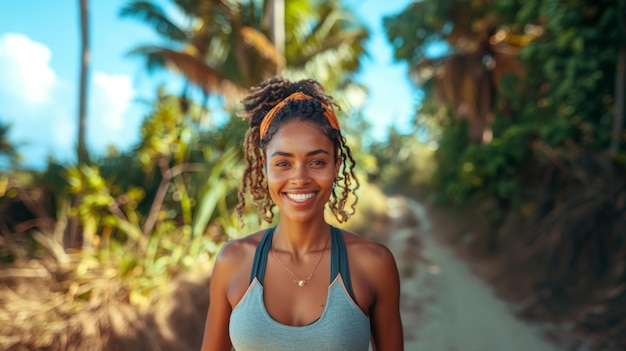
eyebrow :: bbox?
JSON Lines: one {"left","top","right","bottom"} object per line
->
{"left": 270, "top": 149, "right": 331, "bottom": 158}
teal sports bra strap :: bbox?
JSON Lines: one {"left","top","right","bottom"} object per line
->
{"left": 330, "top": 226, "right": 357, "bottom": 303}
{"left": 249, "top": 227, "right": 275, "bottom": 285}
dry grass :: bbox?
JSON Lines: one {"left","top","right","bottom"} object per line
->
{"left": 0, "top": 241, "right": 214, "bottom": 351}
{"left": 1, "top": 256, "right": 131, "bottom": 350}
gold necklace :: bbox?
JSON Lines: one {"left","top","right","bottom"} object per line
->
{"left": 271, "top": 234, "right": 330, "bottom": 287}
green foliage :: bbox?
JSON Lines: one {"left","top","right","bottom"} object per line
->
{"left": 383, "top": 0, "right": 522, "bottom": 66}
{"left": 386, "top": 1, "right": 626, "bottom": 345}
{"left": 431, "top": 117, "right": 469, "bottom": 203}
{"left": 383, "top": 0, "right": 447, "bottom": 64}
{"left": 282, "top": 0, "right": 369, "bottom": 93}
{"left": 0, "top": 119, "right": 20, "bottom": 170}
{"left": 442, "top": 124, "right": 533, "bottom": 204}
{"left": 386, "top": 0, "right": 626, "bottom": 208}
{"left": 510, "top": 0, "right": 624, "bottom": 151}
{"left": 367, "top": 125, "right": 436, "bottom": 197}
{"left": 121, "top": 0, "right": 369, "bottom": 108}
{"left": 1, "top": 88, "right": 251, "bottom": 308}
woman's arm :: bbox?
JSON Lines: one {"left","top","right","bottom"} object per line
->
{"left": 369, "top": 244, "right": 404, "bottom": 351}
{"left": 200, "top": 244, "right": 236, "bottom": 351}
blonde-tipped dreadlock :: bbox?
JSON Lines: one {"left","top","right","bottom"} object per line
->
{"left": 235, "top": 76, "right": 360, "bottom": 225}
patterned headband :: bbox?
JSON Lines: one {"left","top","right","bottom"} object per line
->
{"left": 259, "top": 91, "right": 340, "bottom": 140}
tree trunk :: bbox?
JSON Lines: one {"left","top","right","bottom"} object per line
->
{"left": 268, "top": 0, "right": 285, "bottom": 74}
{"left": 611, "top": 45, "right": 625, "bottom": 155}
{"left": 610, "top": 7, "right": 626, "bottom": 155}
{"left": 68, "top": 0, "right": 90, "bottom": 250}
{"left": 78, "top": 0, "right": 90, "bottom": 164}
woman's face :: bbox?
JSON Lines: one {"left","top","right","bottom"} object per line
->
{"left": 265, "top": 120, "right": 341, "bottom": 224}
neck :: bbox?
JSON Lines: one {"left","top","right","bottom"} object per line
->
{"left": 273, "top": 220, "right": 331, "bottom": 258}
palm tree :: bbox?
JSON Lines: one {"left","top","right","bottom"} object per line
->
{"left": 120, "top": 0, "right": 285, "bottom": 108}
{"left": 65, "top": 0, "right": 91, "bottom": 250}
{"left": 385, "top": 1, "right": 532, "bottom": 144}
{"left": 281, "top": 0, "right": 368, "bottom": 101}
{"left": 78, "top": 0, "right": 90, "bottom": 163}
{"left": 120, "top": 0, "right": 367, "bottom": 108}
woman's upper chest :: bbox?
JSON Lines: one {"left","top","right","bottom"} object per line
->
{"left": 228, "top": 250, "right": 376, "bottom": 320}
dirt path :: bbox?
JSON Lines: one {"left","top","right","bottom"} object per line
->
{"left": 386, "top": 197, "right": 564, "bottom": 351}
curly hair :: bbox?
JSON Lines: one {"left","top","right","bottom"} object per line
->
{"left": 235, "top": 76, "right": 360, "bottom": 225}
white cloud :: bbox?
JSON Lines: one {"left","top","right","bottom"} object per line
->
{"left": 0, "top": 33, "right": 66, "bottom": 169}
{"left": 0, "top": 33, "right": 56, "bottom": 105}
{"left": 88, "top": 72, "right": 136, "bottom": 151}
{"left": 0, "top": 33, "right": 139, "bottom": 169}
{"left": 91, "top": 72, "right": 134, "bottom": 130}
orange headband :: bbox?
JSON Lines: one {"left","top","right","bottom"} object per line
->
{"left": 259, "top": 91, "right": 340, "bottom": 139}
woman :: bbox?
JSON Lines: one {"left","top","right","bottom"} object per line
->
{"left": 201, "top": 76, "right": 403, "bottom": 350}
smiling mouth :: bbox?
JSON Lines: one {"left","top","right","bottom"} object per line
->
{"left": 285, "top": 192, "right": 316, "bottom": 202}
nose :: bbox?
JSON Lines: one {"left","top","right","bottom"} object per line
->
{"left": 289, "top": 165, "right": 310, "bottom": 187}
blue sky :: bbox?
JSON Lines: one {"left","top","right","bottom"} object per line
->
{"left": 0, "top": 0, "right": 416, "bottom": 170}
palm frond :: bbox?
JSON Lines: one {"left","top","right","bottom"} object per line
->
{"left": 293, "top": 29, "right": 367, "bottom": 68}
{"left": 120, "top": 0, "right": 188, "bottom": 42}
{"left": 125, "top": 45, "right": 169, "bottom": 73}
{"left": 157, "top": 49, "right": 222, "bottom": 91}
{"left": 158, "top": 48, "right": 246, "bottom": 103}
{"left": 239, "top": 26, "right": 286, "bottom": 68}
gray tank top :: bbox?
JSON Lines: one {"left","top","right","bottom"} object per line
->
{"left": 229, "top": 226, "right": 371, "bottom": 351}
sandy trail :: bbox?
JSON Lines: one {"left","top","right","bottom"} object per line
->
{"left": 385, "top": 197, "right": 564, "bottom": 351}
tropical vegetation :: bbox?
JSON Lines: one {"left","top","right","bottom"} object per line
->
{"left": 2, "top": 0, "right": 626, "bottom": 349}
{"left": 0, "top": 0, "right": 385, "bottom": 350}
{"left": 384, "top": 0, "right": 626, "bottom": 348}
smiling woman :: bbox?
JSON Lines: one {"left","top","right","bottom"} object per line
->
{"left": 200, "top": 76, "right": 404, "bottom": 351}
{"left": 237, "top": 81, "right": 357, "bottom": 226}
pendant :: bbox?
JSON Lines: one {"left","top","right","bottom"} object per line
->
{"left": 295, "top": 279, "right": 307, "bottom": 287}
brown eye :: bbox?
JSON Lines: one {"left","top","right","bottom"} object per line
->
{"left": 311, "top": 160, "right": 326, "bottom": 166}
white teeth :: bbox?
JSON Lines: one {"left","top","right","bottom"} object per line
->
{"left": 286, "top": 193, "right": 315, "bottom": 202}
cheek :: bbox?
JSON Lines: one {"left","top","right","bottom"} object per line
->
{"left": 320, "top": 173, "right": 336, "bottom": 184}
{"left": 266, "top": 173, "right": 287, "bottom": 193}
{"left": 266, "top": 170, "right": 286, "bottom": 183}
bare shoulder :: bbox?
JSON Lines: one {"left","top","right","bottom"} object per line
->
{"left": 340, "top": 229, "right": 398, "bottom": 270}
{"left": 340, "top": 229, "right": 401, "bottom": 308}
{"left": 214, "top": 230, "right": 266, "bottom": 272}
